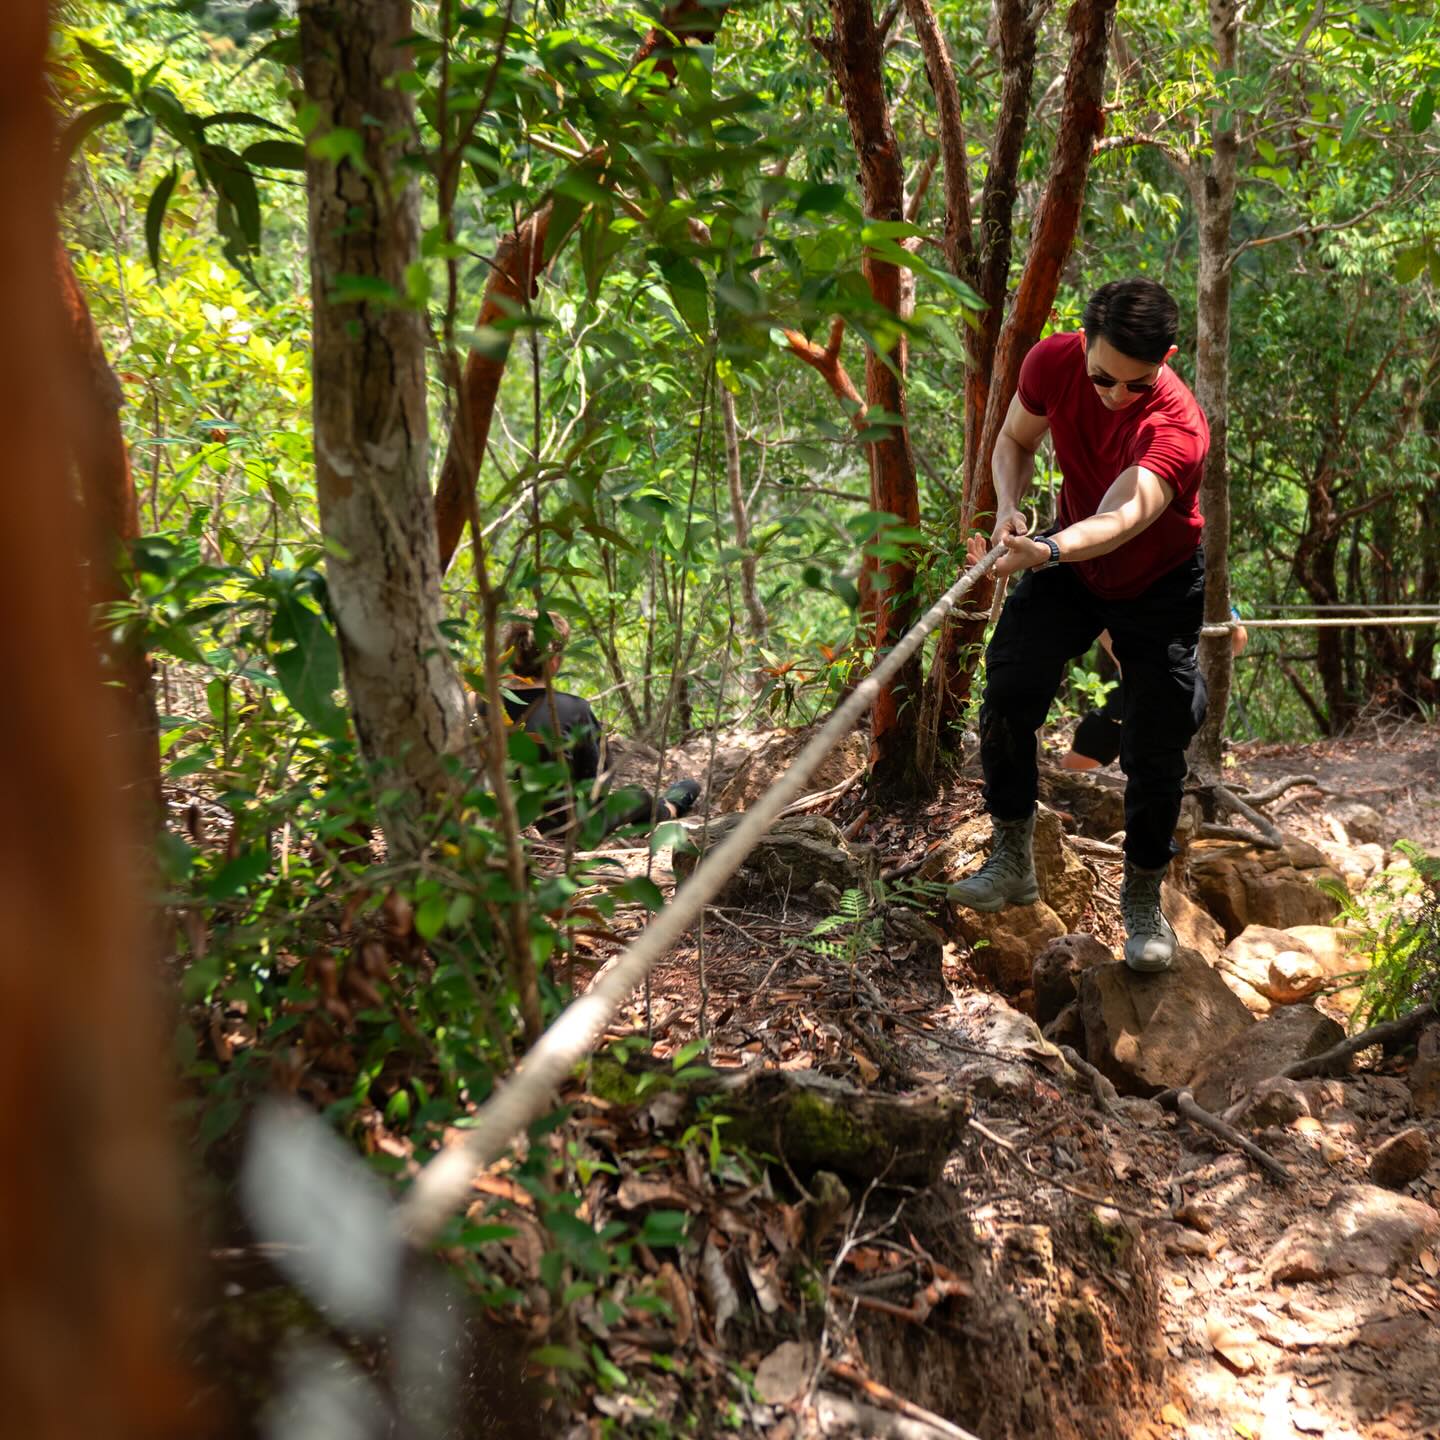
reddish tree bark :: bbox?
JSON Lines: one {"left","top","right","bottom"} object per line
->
{"left": 432, "top": 2, "right": 728, "bottom": 573}
{"left": 0, "top": 4, "right": 185, "bottom": 1434}
{"left": 822, "top": 0, "right": 926, "bottom": 796}
{"left": 928, "top": 0, "right": 1117, "bottom": 732}
{"left": 57, "top": 247, "right": 163, "bottom": 828}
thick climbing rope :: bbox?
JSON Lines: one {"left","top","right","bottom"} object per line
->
{"left": 1201, "top": 615, "right": 1440, "bottom": 635}
{"left": 398, "top": 542, "right": 1005, "bottom": 1245}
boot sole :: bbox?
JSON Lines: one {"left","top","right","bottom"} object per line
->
{"left": 1124, "top": 951, "right": 1175, "bottom": 974}
{"left": 949, "top": 887, "right": 1040, "bottom": 913}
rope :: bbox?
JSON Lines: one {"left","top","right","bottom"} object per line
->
{"left": 1202, "top": 615, "right": 1440, "bottom": 635}
{"left": 397, "top": 542, "right": 1006, "bottom": 1246}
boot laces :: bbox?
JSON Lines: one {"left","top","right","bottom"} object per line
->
{"left": 1123, "top": 866, "right": 1166, "bottom": 933}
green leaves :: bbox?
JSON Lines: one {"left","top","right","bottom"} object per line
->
{"left": 1410, "top": 88, "right": 1435, "bottom": 135}
{"left": 145, "top": 166, "right": 179, "bottom": 272}
{"left": 658, "top": 253, "right": 710, "bottom": 338}
{"left": 77, "top": 38, "right": 135, "bottom": 95}
{"left": 269, "top": 585, "right": 347, "bottom": 739}
{"left": 243, "top": 139, "right": 307, "bottom": 170}
{"left": 60, "top": 101, "right": 130, "bottom": 173}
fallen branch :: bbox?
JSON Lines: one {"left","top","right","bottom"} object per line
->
{"left": 1059, "top": 1044, "right": 1120, "bottom": 1118}
{"left": 1279, "top": 1005, "right": 1438, "bottom": 1081}
{"left": 824, "top": 1362, "right": 984, "bottom": 1440}
{"left": 1234, "top": 774, "right": 1319, "bottom": 807}
{"left": 1211, "top": 783, "right": 1285, "bottom": 849}
{"left": 779, "top": 766, "right": 867, "bottom": 817}
{"left": 397, "top": 545, "right": 1005, "bottom": 1246}
{"left": 1154, "top": 1088, "right": 1292, "bottom": 1183}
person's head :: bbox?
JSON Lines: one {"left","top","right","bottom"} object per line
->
{"left": 499, "top": 609, "right": 570, "bottom": 680}
{"left": 1080, "top": 278, "right": 1180, "bottom": 412}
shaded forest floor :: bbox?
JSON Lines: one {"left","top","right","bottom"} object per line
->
{"left": 188, "top": 717, "right": 1440, "bottom": 1439}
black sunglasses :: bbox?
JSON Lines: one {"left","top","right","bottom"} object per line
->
{"left": 1088, "top": 369, "right": 1157, "bottom": 394}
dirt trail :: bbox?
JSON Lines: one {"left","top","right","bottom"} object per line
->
{"left": 578, "top": 720, "right": 1440, "bottom": 1438}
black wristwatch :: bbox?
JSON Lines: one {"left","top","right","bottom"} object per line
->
{"left": 1036, "top": 536, "right": 1061, "bottom": 569}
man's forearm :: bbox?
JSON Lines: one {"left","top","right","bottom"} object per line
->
{"left": 992, "top": 432, "right": 1035, "bottom": 517}
{"left": 1052, "top": 507, "right": 1140, "bottom": 561}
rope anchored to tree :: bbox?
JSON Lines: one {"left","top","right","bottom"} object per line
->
{"left": 398, "top": 543, "right": 1006, "bottom": 1246}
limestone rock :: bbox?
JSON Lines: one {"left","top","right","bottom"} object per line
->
{"left": 716, "top": 727, "right": 868, "bottom": 812}
{"left": 1188, "top": 837, "right": 1344, "bottom": 939}
{"left": 1318, "top": 839, "right": 1383, "bottom": 894}
{"left": 1031, "top": 808, "right": 1095, "bottom": 930}
{"left": 1410, "top": 1025, "right": 1440, "bottom": 1117}
{"left": 1038, "top": 764, "right": 1126, "bottom": 839}
{"left": 1264, "top": 1185, "right": 1440, "bottom": 1282}
{"left": 1219, "top": 925, "right": 1325, "bottom": 1004}
{"left": 1033, "top": 933, "right": 1114, "bottom": 1026}
{"left": 1323, "top": 799, "right": 1387, "bottom": 846}
{"left": 1191, "top": 1004, "right": 1346, "bottom": 1113}
{"left": 1370, "top": 1127, "right": 1432, "bottom": 1188}
{"left": 1231, "top": 1077, "right": 1310, "bottom": 1131}
{"left": 951, "top": 900, "right": 1067, "bottom": 994}
{"left": 1162, "top": 881, "right": 1225, "bottom": 964}
{"left": 1078, "top": 949, "right": 1255, "bottom": 1097}
{"left": 672, "top": 814, "right": 876, "bottom": 906}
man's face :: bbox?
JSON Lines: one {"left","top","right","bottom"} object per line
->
{"left": 1080, "top": 333, "right": 1177, "bottom": 412}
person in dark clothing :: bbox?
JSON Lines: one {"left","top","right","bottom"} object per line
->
{"left": 490, "top": 612, "right": 699, "bottom": 838}
{"left": 951, "top": 278, "right": 1210, "bottom": 973}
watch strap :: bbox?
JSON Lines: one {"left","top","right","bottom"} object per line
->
{"left": 1038, "top": 535, "right": 1061, "bottom": 569}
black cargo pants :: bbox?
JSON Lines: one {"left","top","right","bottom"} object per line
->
{"left": 978, "top": 545, "right": 1208, "bottom": 870}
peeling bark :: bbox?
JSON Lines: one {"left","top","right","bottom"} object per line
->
{"left": 1, "top": 5, "right": 184, "bottom": 1432}
{"left": 926, "top": 0, "right": 1115, "bottom": 740}
{"left": 56, "top": 247, "right": 162, "bottom": 830}
{"left": 300, "top": 0, "right": 469, "bottom": 852}
{"left": 823, "top": 0, "right": 925, "bottom": 797}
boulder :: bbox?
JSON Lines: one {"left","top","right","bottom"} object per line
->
{"left": 1231, "top": 1077, "right": 1310, "bottom": 1131}
{"left": 1032, "top": 933, "right": 1114, "bottom": 1027}
{"left": 1218, "top": 925, "right": 1325, "bottom": 1005}
{"left": 1264, "top": 1185, "right": 1440, "bottom": 1282}
{"left": 1191, "top": 1004, "right": 1346, "bottom": 1113}
{"left": 1318, "top": 839, "right": 1383, "bottom": 894}
{"left": 951, "top": 900, "right": 1067, "bottom": 994}
{"left": 672, "top": 814, "right": 877, "bottom": 906}
{"left": 1410, "top": 1025, "right": 1440, "bottom": 1117}
{"left": 1370, "top": 1127, "right": 1432, "bottom": 1189}
{"left": 1323, "top": 799, "right": 1387, "bottom": 847}
{"left": 1078, "top": 949, "right": 1255, "bottom": 1097}
{"left": 1162, "top": 881, "right": 1225, "bottom": 965}
{"left": 1031, "top": 808, "right": 1095, "bottom": 930}
{"left": 1038, "top": 765, "right": 1126, "bottom": 840}
{"left": 1041, "top": 1002, "right": 1085, "bottom": 1051}
{"left": 1187, "top": 837, "right": 1344, "bottom": 939}
{"left": 716, "top": 727, "right": 868, "bottom": 812}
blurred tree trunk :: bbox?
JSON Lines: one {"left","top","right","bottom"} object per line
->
{"left": 919, "top": 0, "right": 1117, "bottom": 759}
{"left": 1187, "top": 0, "right": 1239, "bottom": 779}
{"left": 300, "top": 0, "right": 470, "bottom": 854}
{"left": 57, "top": 247, "right": 162, "bottom": 831}
{"left": 822, "top": 0, "right": 925, "bottom": 798}
{"left": 1, "top": 4, "right": 185, "bottom": 1434}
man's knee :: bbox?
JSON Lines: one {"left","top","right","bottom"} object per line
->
{"left": 983, "top": 657, "right": 1060, "bottom": 725}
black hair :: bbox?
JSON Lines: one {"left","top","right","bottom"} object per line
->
{"left": 1081, "top": 278, "right": 1179, "bottom": 364}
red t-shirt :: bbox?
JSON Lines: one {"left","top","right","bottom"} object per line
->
{"left": 1016, "top": 331, "right": 1209, "bottom": 600}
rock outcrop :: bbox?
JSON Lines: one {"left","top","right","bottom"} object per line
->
{"left": 952, "top": 901, "right": 1068, "bottom": 995}
{"left": 1264, "top": 1185, "right": 1440, "bottom": 1281}
{"left": 672, "top": 814, "right": 876, "bottom": 906}
{"left": 1032, "top": 933, "right": 1114, "bottom": 1028}
{"left": 1190, "top": 1004, "right": 1346, "bottom": 1113}
{"left": 1078, "top": 949, "right": 1255, "bottom": 1096}
{"left": 1187, "top": 837, "right": 1344, "bottom": 939}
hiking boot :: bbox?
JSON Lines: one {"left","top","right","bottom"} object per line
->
{"left": 1121, "top": 861, "right": 1178, "bottom": 972}
{"left": 947, "top": 814, "right": 1038, "bottom": 912}
{"left": 660, "top": 779, "right": 701, "bottom": 820}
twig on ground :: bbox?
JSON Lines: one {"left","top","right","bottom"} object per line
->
{"left": 824, "top": 1362, "right": 984, "bottom": 1440}
{"left": 1058, "top": 1045, "right": 1121, "bottom": 1118}
{"left": 1279, "top": 1004, "right": 1438, "bottom": 1080}
{"left": 780, "top": 766, "right": 867, "bottom": 817}
{"left": 967, "top": 1119, "right": 1167, "bottom": 1220}
{"left": 1153, "top": 1088, "right": 1293, "bottom": 1183}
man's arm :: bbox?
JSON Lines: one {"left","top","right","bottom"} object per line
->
{"left": 992, "top": 464, "right": 1174, "bottom": 576}
{"left": 989, "top": 393, "right": 1050, "bottom": 543}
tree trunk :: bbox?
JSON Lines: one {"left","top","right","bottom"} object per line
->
{"left": 431, "top": 2, "right": 729, "bottom": 574}
{"left": 923, "top": 0, "right": 1116, "bottom": 745}
{"left": 1, "top": 6, "right": 184, "bottom": 1432}
{"left": 57, "top": 247, "right": 163, "bottom": 831}
{"left": 825, "top": 0, "right": 925, "bottom": 798}
{"left": 1188, "top": 0, "right": 1240, "bottom": 779}
{"left": 300, "top": 0, "right": 470, "bottom": 853}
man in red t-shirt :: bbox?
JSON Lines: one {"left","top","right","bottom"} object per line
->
{"left": 950, "top": 278, "right": 1209, "bottom": 972}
